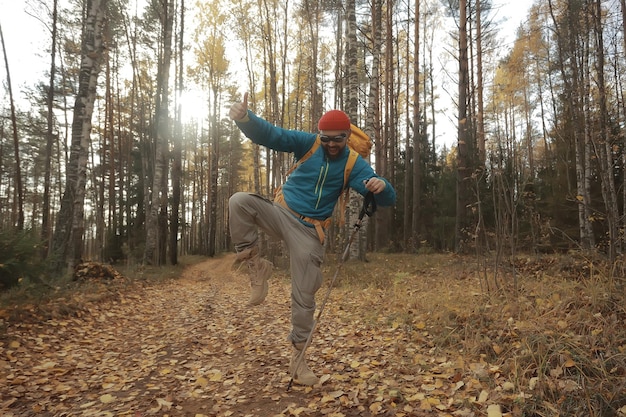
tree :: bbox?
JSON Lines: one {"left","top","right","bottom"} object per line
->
{"left": 41, "top": 0, "right": 59, "bottom": 257}
{"left": 0, "top": 22, "right": 24, "bottom": 231}
{"left": 50, "top": 0, "right": 109, "bottom": 273}
{"left": 591, "top": 0, "right": 620, "bottom": 261}
{"left": 170, "top": 0, "right": 185, "bottom": 265}
{"left": 456, "top": 0, "right": 472, "bottom": 252}
{"left": 547, "top": 0, "right": 594, "bottom": 250}
{"left": 411, "top": 0, "right": 421, "bottom": 250}
{"left": 144, "top": 0, "right": 174, "bottom": 265}
{"left": 191, "top": 1, "right": 229, "bottom": 256}
{"left": 475, "top": 0, "right": 485, "bottom": 165}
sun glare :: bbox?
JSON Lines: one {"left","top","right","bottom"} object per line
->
{"left": 177, "top": 89, "right": 208, "bottom": 123}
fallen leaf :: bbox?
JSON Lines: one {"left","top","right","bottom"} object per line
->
{"left": 487, "top": 404, "right": 502, "bottom": 417}
{"left": 156, "top": 398, "right": 173, "bottom": 410}
{"left": 99, "top": 394, "right": 115, "bottom": 404}
{"left": 564, "top": 358, "right": 576, "bottom": 368}
{"left": 478, "top": 390, "right": 489, "bottom": 403}
{"left": 502, "top": 381, "right": 515, "bottom": 392}
{"left": 369, "top": 402, "right": 382, "bottom": 413}
{"left": 319, "top": 374, "right": 331, "bottom": 385}
{"left": 329, "top": 390, "right": 344, "bottom": 398}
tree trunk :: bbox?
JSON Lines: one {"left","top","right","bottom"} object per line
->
{"left": 344, "top": 0, "right": 363, "bottom": 259}
{"left": 475, "top": 0, "right": 485, "bottom": 165}
{"left": 455, "top": 0, "right": 471, "bottom": 253}
{"left": 51, "top": 0, "right": 109, "bottom": 273}
{"left": 593, "top": 0, "right": 620, "bottom": 260}
{"left": 379, "top": 0, "right": 396, "bottom": 254}
{"left": 207, "top": 89, "right": 219, "bottom": 256}
{"left": 411, "top": 0, "right": 421, "bottom": 250}
{"left": 0, "top": 23, "right": 24, "bottom": 231}
{"left": 620, "top": 0, "right": 626, "bottom": 251}
{"left": 170, "top": 0, "right": 184, "bottom": 265}
{"left": 144, "top": 0, "right": 173, "bottom": 265}
{"left": 42, "top": 0, "right": 59, "bottom": 257}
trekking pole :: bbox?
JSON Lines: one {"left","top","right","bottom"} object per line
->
{"left": 287, "top": 192, "right": 377, "bottom": 391}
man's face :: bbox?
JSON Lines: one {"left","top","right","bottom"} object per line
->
{"left": 320, "top": 130, "right": 350, "bottom": 160}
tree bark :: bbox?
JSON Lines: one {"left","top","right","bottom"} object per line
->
{"left": 0, "top": 23, "right": 24, "bottom": 231}
{"left": 411, "top": 0, "right": 421, "bottom": 250}
{"left": 344, "top": 0, "right": 367, "bottom": 259}
{"left": 170, "top": 0, "right": 184, "bottom": 265}
{"left": 51, "top": 0, "right": 109, "bottom": 272}
{"left": 144, "top": 0, "right": 174, "bottom": 265}
{"left": 455, "top": 0, "right": 471, "bottom": 253}
{"left": 42, "top": 0, "right": 59, "bottom": 256}
{"left": 475, "top": 0, "right": 485, "bottom": 165}
{"left": 592, "top": 0, "right": 620, "bottom": 260}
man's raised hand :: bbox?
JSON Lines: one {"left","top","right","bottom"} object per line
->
{"left": 229, "top": 92, "right": 249, "bottom": 121}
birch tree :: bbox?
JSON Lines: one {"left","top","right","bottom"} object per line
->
{"left": 345, "top": 0, "right": 365, "bottom": 260}
{"left": 170, "top": 0, "right": 185, "bottom": 265}
{"left": 50, "top": 0, "right": 109, "bottom": 272}
{"left": 144, "top": 0, "right": 174, "bottom": 265}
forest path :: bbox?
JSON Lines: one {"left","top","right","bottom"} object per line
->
{"left": 1, "top": 255, "right": 472, "bottom": 417}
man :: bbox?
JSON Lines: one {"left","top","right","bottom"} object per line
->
{"left": 228, "top": 92, "right": 396, "bottom": 386}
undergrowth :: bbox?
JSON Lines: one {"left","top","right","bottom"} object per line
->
{"left": 0, "top": 255, "right": 207, "bottom": 321}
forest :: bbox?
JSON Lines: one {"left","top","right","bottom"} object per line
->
{"left": 0, "top": 0, "right": 624, "bottom": 277}
{"left": 1, "top": 1, "right": 625, "bottom": 416}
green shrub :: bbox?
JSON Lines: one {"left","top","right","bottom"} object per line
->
{"left": 0, "top": 229, "right": 45, "bottom": 290}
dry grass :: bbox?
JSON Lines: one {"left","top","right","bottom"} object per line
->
{"left": 320, "top": 252, "right": 626, "bottom": 417}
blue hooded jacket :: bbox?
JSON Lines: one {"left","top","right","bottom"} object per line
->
{"left": 236, "top": 111, "right": 396, "bottom": 221}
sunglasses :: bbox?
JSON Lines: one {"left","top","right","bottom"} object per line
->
{"left": 319, "top": 133, "right": 347, "bottom": 143}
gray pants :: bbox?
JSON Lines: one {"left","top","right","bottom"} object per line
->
{"left": 228, "top": 192, "right": 325, "bottom": 344}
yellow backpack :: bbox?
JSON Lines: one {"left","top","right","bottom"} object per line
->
{"left": 346, "top": 124, "right": 373, "bottom": 159}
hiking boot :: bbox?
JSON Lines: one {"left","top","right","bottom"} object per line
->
{"left": 289, "top": 342, "right": 319, "bottom": 386}
{"left": 235, "top": 246, "right": 272, "bottom": 305}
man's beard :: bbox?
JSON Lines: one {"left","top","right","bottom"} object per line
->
{"left": 322, "top": 145, "right": 345, "bottom": 160}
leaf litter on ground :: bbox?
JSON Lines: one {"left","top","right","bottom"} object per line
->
{"left": 0, "top": 252, "right": 624, "bottom": 416}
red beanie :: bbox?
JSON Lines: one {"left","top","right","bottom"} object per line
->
{"left": 318, "top": 110, "right": 351, "bottom": 131}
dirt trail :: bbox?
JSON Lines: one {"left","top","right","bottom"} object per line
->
{"left": 1, "top": 256, "right": 465, "bottom": 417}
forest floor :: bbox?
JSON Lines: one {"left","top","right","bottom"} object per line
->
{"left": 0, "top": 252, "right": 625, "bottom": 417}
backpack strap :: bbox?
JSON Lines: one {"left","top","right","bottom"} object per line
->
{"left": 337, "top": 148, "right": 359, "bottom": 226}
{"left": 343, "top": 148, "right": 358, "bottom": 190}
{"left": 285, "top": 136, "right": 321, "bottom": 177}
